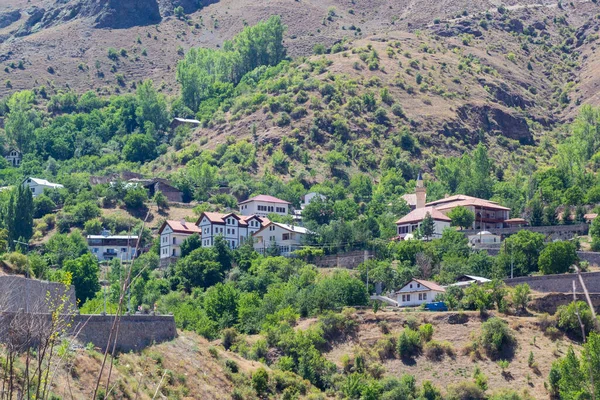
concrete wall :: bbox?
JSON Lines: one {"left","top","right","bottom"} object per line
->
{"left": 312, "top": 250, "right": 373, "bottom": 269}
{"left": 504, "top": 271, "right": 600, "bottom": 294}
{"left": 0, "top": 312, "right": 177, "bottom": 352}
{"left": 0, "top": 276, "right": 77, "bottom": 313}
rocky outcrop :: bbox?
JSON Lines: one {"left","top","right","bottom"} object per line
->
{"left": 158, "top": 0, "right": 218, "bottom": 17}
{"left": 455, "top": 104, "right": 534, "bottom": 145}
{"left": 0, "top": 9, "right": 21, "bottom": 29}
{"left": 14, "top": 7, "right": 45, "bottom": 37}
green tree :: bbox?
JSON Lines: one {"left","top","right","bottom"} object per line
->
{"left": 421, "top": 212, "right": 435, "bottom": 240}
{"left": 4, "top": 184, "right": 34, "bottom": 249}
{"left": 153, "top": 191, "right": 169, "bottom": 211}
{"left": 549, "top": 333, "right": 600, "bottom": 398}
{"left": 204, "top": 282, "right": 239, "bottom": 327}
{"left": 172, "top": 247, "right": 222, "bottom": 291}
{"left": 135, "top": 80, "right": 169, "bottom": 135}
{"left": 511, "top": 283, "right": 531, "bottom": 311}
{"left": 33, "top": 194, "right": 56, "bottom": 218}
{"left": 124, "top": 186, "right": 148, "bottom": 209}
{"left": 496, "top": 230, "right": 545, "bottom": 277}
{"left": 62, "top": 253, "right": 100, "bottom": 304}
{"left": 180, "top": 233, "right": 201, "bottom": 258}
{"left": 538, "top": 241, "right": 578, "bottom": 275}
{"left": 5, "top": 90, "right": 40, "bottom": 152}
{"left": 447, "top": 206, "right": 475, "bottom": 230}
{"left": 528, "top": 197, "right": 544, "bottom": 226}
{"left": 123, "top": 134, "right": 157, "bottom": 163}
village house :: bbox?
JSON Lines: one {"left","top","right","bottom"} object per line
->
{"left": 426, "top": 195, "right": 511, "bottom": 230}
{"left": 170, "top": 117, "right": 201, "bottom": 130}
{"left": 197, "top": 212, "right": 268, "bottom": 249}
{"left": 4, "top": 148, "right": 21, "bottom": 167}
{"left": 22, "top": 177, "right": 64, "bottom": 197}
{"left": 239, "top": 195, "right": 291, "bottom": 217}
{"left": 158, "top": 220, "right": 202, "bottom": 260}
{"left": 396, "top": 279, "right": 445, "bottom": 307}
{"left": 87, "top": 231, "right": 139, "bottom": 262}
{"left": 252, "top": 222, "right": 310, "bottom": 256}
{"left": 395, "top": 207, "right": 451, "bottom": 240}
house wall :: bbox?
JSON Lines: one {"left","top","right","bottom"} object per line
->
{"left": 396, "top": 290, "right": 441, "bottom": 307}
{"left": 253, "top": 225, "right": 303, "bottom": 255}
{"left": 397, "top": 220, "right": 451, "bottom": 239}
{"left": 198, "top": 216, "right": 251, "bottom": 249}
{"left": 240, "top": 201, "right": 289, "bottom": 217}
{"left": 160, "top": 227, "right": 196, "bottom": 259}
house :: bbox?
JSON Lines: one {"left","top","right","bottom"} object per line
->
{"left": 467, "top": 231, "right": 502, "bottom": 247}
{"left": 158, "top": 220, "right": 202, "bottom": 260}
{"left": 395, "top": 207, "right": 451, "bottom": 240}
{"left": 4, "top": 148, "right": 21, "bottom": 167}
{"left": 396, "top": 279, "right": 445, "bottom": 307}
{"left": 448, "top": 275, "right": 491, "bottom": 288}
{"left": 22, "top": 177, "right": 64, "bottom": 197}
{"left": 252, "top": 222, "right": 310, "bottom": 256}
{"left": 196, "top": 212, "right": 268, "bottom": 249}
{"left": 426, "top": 195, "right": 511, "bottom": 230}
{"left": 301, "top": 192, "right": 326, "bottom": 209}
{"left": 87, "top": 231, "right": 139, "bottom": 262}
{"left": 170, "top": 117, "right": 201, "bottom": 130}
{"left": 504, "top": 218, "right": 528, "bottom": 227}
{"left": 238, "top": 195, "right": 291, "bottom": 217}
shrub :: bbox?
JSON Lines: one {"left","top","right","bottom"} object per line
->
{"left": 397, "top": 328, "right": 421, "bottom": 358}
{"left": 374, "top": 336, "right": 396, "bottom": 360}
{"left": 391, "top": 103, "right": 405, "bottom": 117}
{"left": 221, "top": 328, "right": 238, "bottom": 350}
{"left": 252, "top": 368, "right": 269, "bottom": 396}
{"left": 556, "top": 301, "right": 596, "bottom": 340}
{"left": 424, "top": 340, "right": 445, "bottom": 360}
{"left": 511, "top": 283, "right": 531, "bottom": 311}
{"left": 225, "top": 359, "right": 239, "bottom": 373}
{"left": 479, "top": 318, "right": 515, "bottom": 359}
{"left": 419, "top": 323, "right": 434, "bottom": 342}
{"left": 447, "top": 381, "right": 485, "bottom": 400}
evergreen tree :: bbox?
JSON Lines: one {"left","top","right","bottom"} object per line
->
{"left": 421, "top": 212, "right": 435, "bottom": 240}
{"left": 529, "top": 197, "right": 544, "bottom": 226}
{"left": 4, "top": 184, "right": 34, "bottom": 249}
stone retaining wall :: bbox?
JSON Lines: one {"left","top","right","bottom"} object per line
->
{"left": 504, "top": 271, "right": 600, "bottom": 293}
{"left": 461, "top": 224, "right": 588, "bottom": 241}
{"left": 0, "top": 276, "right": 77, "bottom": 313}
{"left": 0, "top": 312, "right": 177, "bottom": 352}
{"left": 312, "top": 250, "right": 372, "bottom": 269}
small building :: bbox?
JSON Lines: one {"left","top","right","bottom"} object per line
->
{"left": 396, "top": 279, "right": 445, "bottom": 307}
{"left": 129, "top": 178, "right": 184, "bottom": 203}
{"left": 301, "top": 192, "right": 326, "bottom": 209}
{"left": 22, "top": 177, "right": 64, "bottom": 197}
{"left": 504, "top": 218, "right": 528, "bottom": 227}
{"left": 158, "top": 220, "right": 202, "bottom": 259}
{"left": 395, "top": 207, "right": 452, "bottom": 240}
{"left": 197, "top": 212, "right": 268, "bottom": 249}
{"left": 467, "top": 231, "right": 502, "bottom": 247}
{"left": 238, "top": 195, "right": 291, "bottom": 217}
{"left": 4, "top": 148, "right": 21, "bottom": 167}
{"left": 252, "top": 222, "right": 310, "bottom": 256}
{"left": 170, "top": 117, "right": 201, "bottom": 130}
{"left": 87, "top": 232, "right": 139, "bottom": 262}
{"left": 448, "top": 275, "right": 492, "bottom": 288}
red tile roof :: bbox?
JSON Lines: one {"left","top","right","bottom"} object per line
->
{"left": 426, "top": 195, "right": 498, "bottom": 207}
{"left": 159, "top": 220, "right": 201, "bottom": 235}
{"left": 413, "top": 279, "right": 446, "bottom": 292}
{"left": 238, "top": 195, "right": 291, "bottom": 205}
{"left": 434, "top": 198, "right": 510, "bottom": 212}
{"left": 395, "top": 207, "right": 451, "bottom": 225}
{"left": 197, "top": 212, "right": 270, "bottom": 227}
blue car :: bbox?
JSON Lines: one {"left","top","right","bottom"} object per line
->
{"left": 424, "top": 302, "right": 448, "bottom": 312}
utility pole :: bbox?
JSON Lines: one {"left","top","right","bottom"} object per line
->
{"left": 510, "top": 240, "right": 514, "bottom": 279}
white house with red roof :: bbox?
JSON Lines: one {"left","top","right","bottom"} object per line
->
{"left": 196, "top": 212, "right": 268, "bottom": 249}
{"left": 396, "top": 279, "right": 446, "bottom": 307}
{"left": 252, "top": 221, "right": 310, "bottom": 256}
{"left": 395, "top": 207, "right": 451, "bottom": 239}
{"left": 238, "top": 195, "right": 291, "bottom": 218}
{"left": 426, "top": 195, "right": 510, "bottom": 230}
{"left": 158, "top": 220, "right": 202, "bottom": 259}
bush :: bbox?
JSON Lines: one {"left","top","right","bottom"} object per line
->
{"left": 221, "top": 328, "right": 238, "bottom": 350}
{"left": 447, "top": 381, "right": 485, "bottom": 400}
{"left": 479, "top": 318, "right": 515, "bottom": 359}
{"left": 511, "top": 283, "right": 531, "bottom": 311}
{"left": 397, "top": 328, "right": 421, "bottom": 358}
{"left": 252, "top": 368, "right": 269, "bottom": 396}
{"left": 556, "top": 301, "right": 596, "bottom": 340}
{"left": 225, "top": 359, "right": 239, "bottom": 373}
{"left": 419, "top": 323, "right": 434, "bottom": 342}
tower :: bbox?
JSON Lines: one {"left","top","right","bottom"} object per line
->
{"left": 415, "top": 173, "right": 426, "bottom": 209}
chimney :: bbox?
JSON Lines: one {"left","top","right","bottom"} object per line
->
{"left": 180, "top": 219, "right": 187, "bottom": 228}
{"left": 415, "top": 173, "right": 426, "bottom": 209}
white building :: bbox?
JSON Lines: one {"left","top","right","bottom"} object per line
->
{"left": 301, "top": 192, "right": 326, "bottom": 209}
{"left": 4, "top": 148, "right": 21, "bottom": 167}
{"left": 396, "top": 279, "right": 445, "bottom": 307}
{"left": 467, "top": 231, "right": 502, "bottom": 247}
{"left": 238, "top": 195, "right": 291, "bottom": 217}
{"left": 252, "top": 222, "right": 310, "bottom": 256}
{"left": 448, "top": 275, "right": 491, "bottom": 288}
{"left": 22, "top": 177, "right": 64, "bottom": 197}
{"left": 196, "top": 212, "right": 268, "bottom": 249}
{"left": 158, "top": 220, "right": 202, "bottom": 259}
{"left": 395, "top": 207, "right": 451, "bottom": 240}
{"left": 87, "top": 232, "right": 139, "bottom": 262}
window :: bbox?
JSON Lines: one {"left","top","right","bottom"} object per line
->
{"left": 418, "top": 294, "right": 422, "bottom": 300}
{"left": 406, "top": 294, "right": 410, "bottom": 301}
{"left": 93, "top": 248, "right": 98, "bottom": 253}
{"left": 282, "top": 233, "right": 290, "bottom": 240}
{"left": 269, "top": 235, "right": 275, "bottom": 242}
{"left": 423, "top": 293, "right": 427, "bottom": 300}
{"left": 398, "top": 226, "right": 409, "bottom": 234}
{"left": 269, "top": 225, "right": 275, "bottom": 231}
{"left": 121, "top": 248, "right": 127, "bottom": 252}
{"left": 409, "top": 284, "right": 413, "bottom": 289}
{"left": 227, "top": 228, "right": 231, "bottom": 234}
{"left": 173, "top": 237, "right": 176, "bottom": 244}
{"left": 417, "top": 283, "right": 420, "bottom": 288}
{"left": 402, "top": 295, "right": 406, "bottom": 302}
{"left": 276, "top": 207, "right": 286, "bottom": 213}
{"left": 172, "top": 249, "right": 176, "bottom": 256}
{"left": 31, "top": 188, "right": 35, "bottom": 193}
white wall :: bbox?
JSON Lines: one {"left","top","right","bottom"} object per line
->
{"left": 397, "top": 290, "right": 441, "bottom": 307}
{"left": 160, "top": 226, "right": 197, "bottom": 259}
{"left": 253, "top": 225, "right": 304, "bottom": 256}
{"left": 240, "top": 201, "right": 289, "bottom": 217}
{"left": 397, "top": 220, "right": 451, "bottom": 239}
